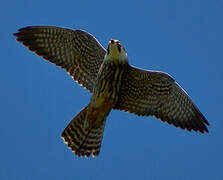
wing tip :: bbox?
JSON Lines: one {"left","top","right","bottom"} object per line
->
{"left": 13, "top": 26, "right": 33, "bottom": 36}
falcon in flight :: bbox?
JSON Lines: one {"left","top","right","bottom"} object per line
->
{"left": 14, "top": 26, "right": 209, "bottom": 157}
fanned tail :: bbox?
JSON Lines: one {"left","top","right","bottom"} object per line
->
{"left": 61, "top": 105, "right": 105, "bottom": 157}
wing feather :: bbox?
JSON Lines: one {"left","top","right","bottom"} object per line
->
{"left": 114, "top": 65, "right": 209, "bottom": 133}
{"left": 14, "top": 26, "right": 106, "bottom": 92}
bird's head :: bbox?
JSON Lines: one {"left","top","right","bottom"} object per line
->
{"left": 104, "top": 39, "right": 128, "bottom": 63}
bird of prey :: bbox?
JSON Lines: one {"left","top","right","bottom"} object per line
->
{"left": 14, "top": 26, "right": 209, "bottom": 158}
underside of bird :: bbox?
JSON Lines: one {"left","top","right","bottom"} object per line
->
{"left": 13, "top": 26, "right": 210, "bottom": 158}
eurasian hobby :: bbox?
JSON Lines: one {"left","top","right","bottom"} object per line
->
{"left": 14, "top": 26, "right": 209, "bottom": 157}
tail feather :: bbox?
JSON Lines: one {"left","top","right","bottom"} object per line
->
{"left": 75, "top": 122, "right": 105, "bottom": 157}
{"left": 61, "top": 105, "right": 105, "bottom": 157}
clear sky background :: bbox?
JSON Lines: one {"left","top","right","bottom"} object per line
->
{"left": 1, "top": 0, "right": 223, "bottom": 179}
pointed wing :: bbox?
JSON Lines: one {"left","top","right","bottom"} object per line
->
{"left": 114, "top": 65, "right": 209, "bottom": 133}
{"left": 14, "top": 26, "right": 106, "bottom": 92}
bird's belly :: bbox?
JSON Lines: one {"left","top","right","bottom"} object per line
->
{"left": 87, "top": 62, "right": 125, "bottom": 127}
{"left": 88, "top": 94, "right": 114, "bottom": 128}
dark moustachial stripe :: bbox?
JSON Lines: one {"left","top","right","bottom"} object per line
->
{"left": 117, "top": 43, "right": 121, "bottom": 52}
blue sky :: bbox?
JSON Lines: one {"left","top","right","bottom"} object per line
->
{"left": 1, "top": 0, "right": 223, "bottom": 179}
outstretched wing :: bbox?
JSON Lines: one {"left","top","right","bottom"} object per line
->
{"left": 14, "top": 26, "right": 106, "bottom": 92}
{"left": 114, "top": 65, "right": 209, "bottom": 133}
